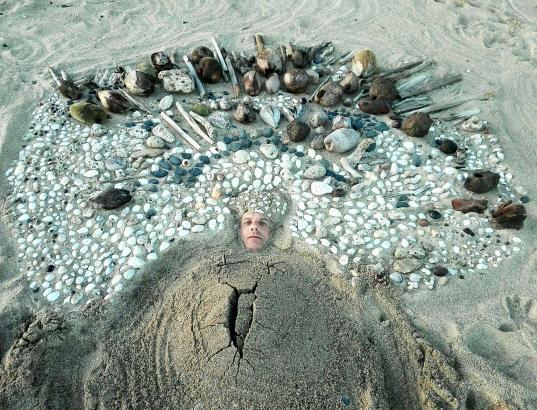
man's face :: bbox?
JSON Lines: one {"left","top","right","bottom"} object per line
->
{"left": 240, "top": 212, "right": 271, "bottom": 251}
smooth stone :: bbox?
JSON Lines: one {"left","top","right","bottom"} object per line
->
{"left": 94, "top": 188, "right": 132, "bottom": 210}
{"left": 159, "top": 95, "right": 174, "bottom": 110}
{"left": 303, "top": 165, "right": 326, "bottom": 179}
{"left": 260, "top": 143, "right": 278, "bottom": 159}
{"left": 128, "top": 256, "right": 145, "bottom": 268}
{"left": 451, "top": 198, "right": 488, "bottom": 214}
{"left": 324, "top": 128, "right": 360, "bottom": 153}
{"left": 389, "top": 272, "right": 403, "bottom": 283}
{"left": 393, "top": 258, "right": 424, "bottom": 274}
{"left": 232, "top": 150, "right": 250, "bottom": 164}
{"left": 311, "top": 181, "right": 333, "bottom": 196}
{"left": 146, "top": 135, "right": 166, "bottom": 149}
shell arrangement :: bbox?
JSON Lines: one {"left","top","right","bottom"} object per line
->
{"left": 5, "top": 37, "right": 528, "bottom": 305}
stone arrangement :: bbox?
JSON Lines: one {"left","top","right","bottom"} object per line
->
{"left": 4, "top": 41, "right": 528, "bottom": 305}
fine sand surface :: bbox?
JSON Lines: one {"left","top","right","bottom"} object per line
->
{"left": 1, "top": 0, "right": 536, "bottom": 409}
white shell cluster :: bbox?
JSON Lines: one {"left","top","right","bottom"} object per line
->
{"left": 4, "top": 90, "right": 526, "bottom": 306}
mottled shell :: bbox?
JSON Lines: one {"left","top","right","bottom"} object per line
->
{"left": 265, "top": 73, "right": 281, "bottom": 94}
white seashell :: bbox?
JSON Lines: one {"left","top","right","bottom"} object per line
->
{"left": 157, "top": 69, "right": 195, "bottom": 93}
{"left": 324, "top": 128, "right": 360, "bottom": 153}
{"left": 152, "top": 124, "right": 175, "bottom": 143}
{"left": 260, "top": 143, "right": 278, "bottom": 159}
{"left": 303, "top": 165, "right": 326, "bottom": 179}
{"left": 232, "top": 150, "right": 250, "bottom": 164}
{"left": 159, "top": 95, "right": 174, "bottom": 111}
{"left": 460, "top": 116, "right": 484, "bottom": 132}
{"left": 146, "top": 135, "right": 166, "bottom": 148}
{"left": 128, "top": 125, "right": 149, "bottom": 139}
{"left": 259, "top": 105, "right": 280, "bottom": 128}
{"left": 311, "top": 181, "right": 333, "bottom": 196}
{"left": 219, "top": 97, "right": 232, "bottom": 110}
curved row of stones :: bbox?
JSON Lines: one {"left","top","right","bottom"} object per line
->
{"left": 5, "top": 87, "right": 525, "bottom": 304}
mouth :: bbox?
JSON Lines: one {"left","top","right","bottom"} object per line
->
{"left": 247, "top": 235, "right": 263, "bottom": 240}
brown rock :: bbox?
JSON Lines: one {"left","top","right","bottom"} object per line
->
{"left": 369, "top": 77, "right": 398, "bottom": 102}
{"left": 491, "top": 201, "right": 527, "bottom": 230}
{"left": 190, "top": 46, "right": 214, "bottom": 64}
{"left": 451, "top": 199, "right": 488, "bottom": 214}
{"left": 339, "top": 72, "right": 359, "bottom": 94}
{"left": 358, "top": 99, "right": 390, "bottom": 115}
{"left": 283, "top": 69, "right": 309, "bottom": 93}
{"left": 417, "top": 219, "right": 430, "bottom": 227}
{"left": 287, "top": 120, "right": 310, "bottom": 142}
{"left": 242, "top": 70, "right": 263, "bottom": 96}
{"left": 233, "top": 104, "right": 256, "bottom": 124}
{"left": 464, "top": 170, "right": 500, "bottom": 194}
{"left": 402, "top": 112, "right": 432, "bottom": 138}
{"left": 314, "top": 81, "right": 343, "bottom": 106}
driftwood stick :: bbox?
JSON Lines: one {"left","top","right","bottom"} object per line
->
{"left": 160, "top": 112, "right": 201, "bottom": 151}
{"left": 118, "top": 89, "right": 152, "bottom": 114}
{"left": 182, "top": 55, "right": 206, "bottom": 98}
{"left": 211, "top": 36, "right": 230, "bottom": 82}
{"left": 224, "top": 55, "right": 240, "bottom": 97}
{"left": 392, "top": 96, "right": 433, "bottom": 114}
{"left": 399, "top": 73, "right": 463, "bottom": 99}
{"left": 47, "top": 66, "right": 61, "bottom": 86}
{"left": 189, "top": 111, "right": 216, "bottom": 140}
{"left": 175, "top": 102, "right": 213, "bottom": 144}
{"left": 436, "top": 107, "right": 480, "bottom": 122}
{"left": 338, "top": 49, "right": 357, "bottom": 64}
{"left": 380, "top": 59, "right": 423, "bottom": 77}
{"left": 385, "top": 59, "right": 436, "bottom": 82}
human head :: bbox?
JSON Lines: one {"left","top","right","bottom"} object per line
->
{"left": 240, "top": 212, "right": 271, "bottom": 251}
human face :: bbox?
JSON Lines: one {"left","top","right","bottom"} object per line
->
{"left": 240, "top": 212, "right": 271, "bottom": 251}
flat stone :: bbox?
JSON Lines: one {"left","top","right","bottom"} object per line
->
{"left": 451, "top": 198, "right": 488, "bottom": 214}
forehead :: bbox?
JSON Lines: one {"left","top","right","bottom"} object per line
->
{"left": 241, "top": 212, "right": 268, "bottom": 222}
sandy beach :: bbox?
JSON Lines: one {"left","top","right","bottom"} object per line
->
{"left": 1, "top": 0, "right": 536, "bottom": 408}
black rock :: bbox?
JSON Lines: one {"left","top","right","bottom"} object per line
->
{"left": 432, "top": 266, "right": 449, "bottom": 277}
{"left": 94, "top": 188, "right": 132, "bottom": 210}
{"left": 463, "top": 227, "right": 475, "bottom": 236}
{"left": 428, "top": 210, "right": 442, "bottom": 219}
{"left": 437, "top": 139, "right": 458, "bottom": 155}
{"left": 464, "top": 170, "right": 500, "bottom": 194}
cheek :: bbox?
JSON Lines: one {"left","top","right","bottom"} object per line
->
{"left": 261, "top": 226, "right": 271, "bottom": 239}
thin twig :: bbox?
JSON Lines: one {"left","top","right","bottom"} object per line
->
{"left": 118, "top": 89, "right": 152, "bottom": 114}
{"left": 160, "top": 112, "right": 201, "bottom": 151}
{"left": 183, "top": 55, "right": 206, "bottom": 98}
{"left": 175, "top": 102, "right": 214, "bottom": 144}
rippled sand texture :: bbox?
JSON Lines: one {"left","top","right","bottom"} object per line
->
{"left": 1, "top": 0, "right": 537, "bottom": 408}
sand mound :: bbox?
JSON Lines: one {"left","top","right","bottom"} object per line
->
{"left": 1, "top": 241, "right": 467, "bottom": 409}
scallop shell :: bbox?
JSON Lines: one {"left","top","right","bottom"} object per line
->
{"left": 259, "top": 105, "right": 281, "bottom": 128}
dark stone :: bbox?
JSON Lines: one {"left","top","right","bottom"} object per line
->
{"left": 190, "top": 167, "right": 202, "bottom": 177}
{"left": 520, "top": 195, "right": 530, "bottom": 203}
{"left": 365, "top": 142, "right": 376, "bottom": 152}
{"left": 47, "top": 265, "right": 55, "bottom": 272}
{"left": 175, "top": 167, "right": 187, "bottom": 176}
{"left": 94, "top": 188, "right": 132, "bottom": 210}
{"left": 428, "top": 210, "right": 442, "bottom": 219}
{"left": 279, "top": 145, "right": 288, "bottom": 152}
{"left": 351, "top": 118, "right": 364, "bottom": 130}
{"left": 151, "top": 169, "right": 168, "bottom": 178}
{"left": 365, "top": 130, "right": 378, "bottom": 138}
{"left": 437, "top": 139, "right": 458, "bottom": 155}
{"left": 158, "top": 159, "right": 172, "bottom": 170}
{"left": 229, "top": 142, "right": 242, "bottom": 152}
{"left": 463, "top": 227, "right": 475, "bottom": 236}
{"left": 295, "top": 151, "right": 305, "bottom": 157}
{"left": 334, "top": 174, "right": 346, "bottom": 182}
{"left": 181, "top": 152, "right": 192, "bottom": 159}
{"left": 491, "top": 201, "right": 527, "bottom": 230}
{"left": 287, "top": 120, "right": 310, "bottom": 142}
{"left": 432, "top": 266, "right": 449, "bottom": 277}
{"left": 145, "top": 209, "right": 157, "bottom": 219}
{"left": 411, "top": 153, "right": 422, "bottom": 167}
{"left": 124, "top": 122, "right": 135, "bottom": 128}
{"left": 169, "top": 155, "right": 181, "bottom": 165}
{"left": 147, "top": 184, "right": 158, "bottom": 192}
{"left": 374, "top": 122, "right": 389, "bottom": 132}
{"left": 451, "top": 198, "right": 488, "bottom": 214}
{"left": 396, "top": 201, "right": 409, "bottom": 208}
{"left": 148, "top": 178, "right": 159, "bottom": 184}
{"left": 464, "top": 170, "right": 500, "bottom": 194}
{"left": 199, "top": 155, "right": 210, "bottom": 164}
{"left": 398, "top": 195, "right": 409, "bottom": 202}
{"left": 223, "top": 136, "right": 233, "bottom": 144}
{"left": 260, "top": 127, "right": 273, "bottom": 138}
{"left": 402, "top": 112, "right": 432, "bottom": 138}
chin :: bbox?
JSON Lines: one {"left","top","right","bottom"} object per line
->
{"left": 245, "top": 239, "right": 265, "bottom": 251}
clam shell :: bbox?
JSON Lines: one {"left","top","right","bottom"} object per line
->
{"left": 265, "top": 73, "right": 280, "bottom": 94}
{"left": 256, "top": 49, "right": 283, "bottom": 75}
{"left": 324, "top": 128, "right": 360, "bottom": 153}
{"left": 97, "top": 90, "right": 130, "bottom": 113}
{"left": 259, "top": 105, "right": 280, "bottom": 128}
{"left": 310, "top": 111, "right": 329, "bottom": 128}
{"left": 69, "top": 102, "right": 107, "bottom": 125}
{"left": 461, "top": 116, "right": 484, "bottom": 132}
{"left": 351, "top": 49, "right": 377, "bottom": 77}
